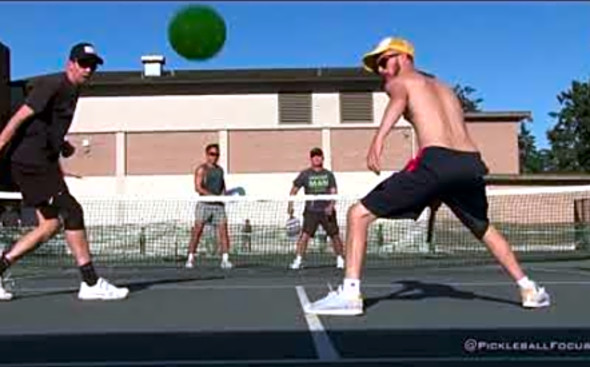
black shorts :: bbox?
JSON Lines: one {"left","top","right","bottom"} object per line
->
{"left": 361, "top": 146, "right": 490, "bottom": 239}
{"left": 302, "top": 210, "right": 340, "bottom": 237}
{"left": 10, "top": 161, "right": 68, "bottom": 219}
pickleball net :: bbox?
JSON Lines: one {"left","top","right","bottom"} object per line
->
{"left": 1, "top": 185, "right": 590, "bottom": 273}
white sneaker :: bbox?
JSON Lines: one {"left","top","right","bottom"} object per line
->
{"left": 78, "top": 278, "right": 129, "bottom": 301}
{"left": 304, "top": 285, "right": 363, "bottom": 316}
{"left": 185, "top": 259, "right": 194, "bottom": 269}
{"left": 0, "top": 277, "right": 13, "bottom": 301}
{"left": 290, "top": 258, "right": 302, "bottom": 270}
{"left": 521, "top": 284, "right": 550, "bottom": 308}
{"left": 221, "top": 260, "right": 233, "bottom": 270}
{"left": 336, "top": 256, "right": 345, "bottom": 269}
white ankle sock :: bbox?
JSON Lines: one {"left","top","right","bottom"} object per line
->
{"left": 517, "top": 276, "right": 535, "bottom": 289}
{"left": 222, "top": 253, "right": 229, "bottom": 262}
{"left": 187, "top": 253, "right": 195, "bottom": 261}
{"left": 342, "top": 278, "right": 361, "bottom": 297}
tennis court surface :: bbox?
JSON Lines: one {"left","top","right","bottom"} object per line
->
{"left": 1, "top": 262, "right": 590, "bottom": 366}
{"left": 2, "top": 186, "right": 590, "bottom": 366}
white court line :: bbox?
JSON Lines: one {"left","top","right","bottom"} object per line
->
{"left": 145, "top": 280, "right": 590, "bottom": 290}
{"left": 2, "top": 356, "right": 589, "bottom": 367}
{"left": 11, "top": 280, "right": 590, "bottom": 294}
{"left": 295, "top": 286, "right": 340, "bottom": 362}
{"left": 533, "top": 267, "right": 590, "bottom": 277}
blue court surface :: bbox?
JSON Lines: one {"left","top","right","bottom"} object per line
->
{"left": 1, "top": 261, "right": 590, "bottom": 367}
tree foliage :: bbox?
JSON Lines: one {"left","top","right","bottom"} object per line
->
{"left": 546, "top": 79, "right": 590, "bottom": 173}
{"left": 453, "top": 84, "right": 483, "bottom": 112}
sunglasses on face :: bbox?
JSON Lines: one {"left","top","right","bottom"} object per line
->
{"left": 208, "top": 151, "right": 220, "bottom": 157}
{"left": 377, "top": 53, "right": 399, "bottom": 70}
{"left": 77, "top": 59, "right": 98, "bottom": 72}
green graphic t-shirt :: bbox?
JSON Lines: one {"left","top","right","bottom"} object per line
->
{"left": 293, "top": 168, "right": 337, "bottom": 212}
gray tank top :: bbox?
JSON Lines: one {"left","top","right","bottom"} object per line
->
{"left": 201, "top": 164, "right": 225, "bottom": 196}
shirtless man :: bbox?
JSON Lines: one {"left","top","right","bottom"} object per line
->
{"left": 304, "top": 37, "right": 550, "bottom": 315}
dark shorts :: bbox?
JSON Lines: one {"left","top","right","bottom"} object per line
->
{"left": 302, "top": 210, "right": 340, "bottom": 237}
{"left": 10, "top": 162, "right": 68, "bottom": 219}
{"left": 361, "top": 146, "right": 490, "bottom": 239}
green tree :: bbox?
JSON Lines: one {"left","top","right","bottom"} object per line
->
{"left": 453, "top": 84, "right": 483, "bottom": 112}
{"left": 546, "top": 79, "right": 590, "bottom": 173}
{"left": 518, "top": 124, "right": 557, "bottom": 174}
{"left": 537, "top": 148, "right": 557, "bottom": 173}
{"left": 518, "top": 123, "right": 543, "bottom": 173}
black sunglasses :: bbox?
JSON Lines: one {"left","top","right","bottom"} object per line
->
{"left": 208, "top": 151, "right": 220, "bottom": 157}
{"left": 77, "top": 59, "right": 98, "bottom": 72}
{"left": 377, "top": 53, "right": 399, "bottom": 70}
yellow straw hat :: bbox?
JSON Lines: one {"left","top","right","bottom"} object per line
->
{"left": 362, "top": 37, "right": 415, "bottom": 74}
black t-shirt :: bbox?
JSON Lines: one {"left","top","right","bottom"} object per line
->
{"left": 10, "top": 73, "right": 79, "bottom": 166}
{"left": 293, "top": 168, "right": 337, "bottom": 212}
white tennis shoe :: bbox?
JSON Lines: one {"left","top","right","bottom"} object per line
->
{"left": 78, "top": 278, "right": 129, "bottom": 301}
{"left": 0, "top": 277, "right": 13, "bottom": 301}
{"left": 304, "top": 285, "right": 363, "bottom": 316}
{"left": 521, "top": 284, "right": 550, "bottom": 308}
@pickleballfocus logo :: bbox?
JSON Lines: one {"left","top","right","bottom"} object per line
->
{"left": 464, "top": 339, "right": 478, "bottom": 352}
{"left": 464, "top": 338, "right": 590, "bottom": 353}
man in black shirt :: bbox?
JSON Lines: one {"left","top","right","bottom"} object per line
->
{"left": 287, "top": 148, "right": 345, "bottom": 270}
{"left": 0, "top": 42, "right": 129, "bottom": 301}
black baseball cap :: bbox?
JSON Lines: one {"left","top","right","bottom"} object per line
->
{"left": 310, "top": 147, "right": 324, "bottom": 157}
{"left": 69, "top": 42, "right": 104, "bottom": 65}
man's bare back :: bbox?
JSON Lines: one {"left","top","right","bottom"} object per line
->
{"left": 391, "top": 71, "right": 479, "bottom": 153}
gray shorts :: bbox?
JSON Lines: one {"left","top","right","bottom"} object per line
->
{"left": 195, "top": 203, "right": 227, "bottom": 225}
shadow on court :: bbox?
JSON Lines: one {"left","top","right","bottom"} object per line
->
{"left": 364, "top": 280, "right": 521, "bottom": 309}
{"left": 14, "top": 275, "right": 225, "bottom": 299}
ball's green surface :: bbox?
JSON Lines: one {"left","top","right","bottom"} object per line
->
{"left": 168, "top": 5, "right": 227, "bottom": 61}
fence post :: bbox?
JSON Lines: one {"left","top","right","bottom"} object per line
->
{"left": 574, "top": 199, "right": 590, "bottom": 251}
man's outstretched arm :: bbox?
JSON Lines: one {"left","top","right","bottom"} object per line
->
{"left": 367, "top": 79, "right": 409, "bottom": 175}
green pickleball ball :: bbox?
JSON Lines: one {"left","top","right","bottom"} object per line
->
{"left": 168, "top": 5, "right": 227, "bottom": 61}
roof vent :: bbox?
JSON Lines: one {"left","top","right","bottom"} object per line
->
{"left": 141, "top": 55, "right": 165, "bottom": 77}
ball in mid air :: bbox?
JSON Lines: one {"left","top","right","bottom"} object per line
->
{"left": 167, "top": 5, "right": 227, "bottom": 61}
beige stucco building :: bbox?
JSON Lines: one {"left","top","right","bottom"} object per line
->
{"left": 2, "top": 52, "right": 530, "bottom": 198}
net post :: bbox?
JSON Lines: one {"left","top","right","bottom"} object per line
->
{"left": 139, "top": 226, "right": 146, "bottom": 256}
{"left": 574, "top": 198, "right": 590, "bottom": 251}
{"left": 427, "top": 200, "right": 441, "bottom": 254}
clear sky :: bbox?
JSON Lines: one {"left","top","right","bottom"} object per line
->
{"left": 1, "top": 1, "right": 588, "bottom": 148}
